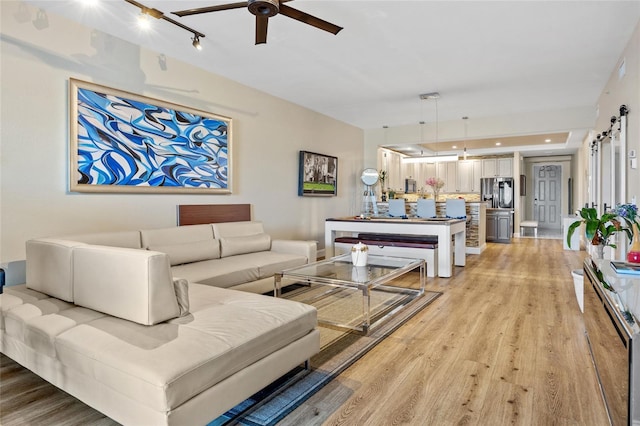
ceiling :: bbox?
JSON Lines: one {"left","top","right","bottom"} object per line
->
{"left": 23, "top": 0, "right": 640, "bottom": 157}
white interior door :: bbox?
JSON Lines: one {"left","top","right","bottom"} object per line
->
{"left": 533, "top": 165, "right": 562, "bottom": 230}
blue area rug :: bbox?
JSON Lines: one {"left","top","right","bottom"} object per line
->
{"left": 208, "top": 287, "right": 441, "bottom": 425}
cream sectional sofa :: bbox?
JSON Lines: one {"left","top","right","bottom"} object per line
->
{"left": 0, "top": 222, "right": 320, "bottom": 425}
{"left": 63, "top": 221, "right": 317, "bottom": 294}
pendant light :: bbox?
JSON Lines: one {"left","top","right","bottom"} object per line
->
{"left": 462, "top": 116, "right": 469, "bottom": 160}
{"left": 403, "top": 92, "right": 458, "bottom": 163}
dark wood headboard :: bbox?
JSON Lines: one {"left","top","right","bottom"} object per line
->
{"left": 178, "top": 204, "right": 251, "bottom": 226}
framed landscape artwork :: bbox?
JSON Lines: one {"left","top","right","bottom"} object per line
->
{"left": 69, "top": 78, "right": 232, "bottom": 193}
{"left": 298, "top": 150, "right": 338, "bottom": 196}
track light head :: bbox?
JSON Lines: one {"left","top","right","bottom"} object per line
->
{"left": 192, "top": 34, "right": 202, "bottom": 50}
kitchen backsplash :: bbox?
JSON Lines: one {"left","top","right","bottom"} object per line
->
{"left": 396, "top": 192, "right": 481, "bottom": 202}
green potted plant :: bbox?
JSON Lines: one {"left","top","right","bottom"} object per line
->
{"left": 566, "top": 207, "right": 622, "bottom": 256}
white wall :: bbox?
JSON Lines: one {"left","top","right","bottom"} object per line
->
{"left": 0, "top": 1, "right": 363, "bottom": 265}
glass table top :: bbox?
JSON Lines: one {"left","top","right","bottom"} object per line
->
{"left": 280, "top": 254, "right": 423, "bottom": 287}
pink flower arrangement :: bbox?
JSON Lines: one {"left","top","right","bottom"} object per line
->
{"left": 425, "top": 177, "right": 445, "bottom": 190}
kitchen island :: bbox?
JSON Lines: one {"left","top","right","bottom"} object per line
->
{"left": 375, "top": 201, "right": 486, "bottom": 254}
{"left": 325, "top": 216, "right": 466, "bottom": 278}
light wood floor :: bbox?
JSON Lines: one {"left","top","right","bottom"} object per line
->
{"left": 1, "top": 238, "right": 609, "bottom": 425}
{"left": 283, "top": 238, "right": 609, "bottom": 425}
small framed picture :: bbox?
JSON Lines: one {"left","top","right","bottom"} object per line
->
{"left": 298, "top": 151, "right": 338, "bottom": 197}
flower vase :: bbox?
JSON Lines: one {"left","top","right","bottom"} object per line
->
{"left": 351, "top": 242, "right": 368, "bottom": 266}
{"left": 628, "top": 223, "right": 640, "bottom": 264}
{"left": 432, "top": 189, "right": 439, "bottom": 201}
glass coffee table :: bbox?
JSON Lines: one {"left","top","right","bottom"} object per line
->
{"left": 274, "top": 254, "right": 425, "bottom": 334}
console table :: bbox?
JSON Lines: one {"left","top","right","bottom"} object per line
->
{"left": 583, "top": 259, "right": 640, "bottom": 426}
{"left": 325, "top": 217, "right": 466, "bottom": 278}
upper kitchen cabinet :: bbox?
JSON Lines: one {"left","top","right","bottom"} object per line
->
{"left": 457, "top": 159, "right": 482, "bottom": 192}
{"left": 437, "top": 162, "right": 457, "bottom": 193}
{"left": 482, "top": 158, "right": 513, "bottom": 178}
{"left": 379, "top": 150, "right": 404, "bottom": 191}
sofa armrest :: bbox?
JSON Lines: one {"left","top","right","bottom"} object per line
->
{"left": 271, "top": 240, "right": 317, "bottom": 263}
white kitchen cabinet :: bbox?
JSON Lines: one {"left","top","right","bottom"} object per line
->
{"left": 386, "top": 151, "right": 403, "bottom": 191}
{"left": 423, "top": 163, "right": 437, "bottom": 182}
{"left": 457, "top": 159, "right": 482, "bottom": 192}
{"left": 437, "top": 162, "right": 457, "bottom": 193}
{"left": 482, "top": 158, "right": 513, "bottom": 177}
{"left": 497, "top": 158, "right": 513, "bottom": 177}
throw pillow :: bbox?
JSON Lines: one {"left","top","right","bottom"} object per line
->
{"left": 149, "top": 239, "right": 220, "bottom": 266}
{"left": 220, "top": 233, "right": 271, "bottom": 257}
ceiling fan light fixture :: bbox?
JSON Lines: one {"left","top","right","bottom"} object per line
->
{"left": 248, "top": 0, "right": 279, "bottom": 17}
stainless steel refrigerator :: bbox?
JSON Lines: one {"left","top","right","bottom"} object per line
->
{"left": 481, "top": 177, "right": 514, "bottom": 209}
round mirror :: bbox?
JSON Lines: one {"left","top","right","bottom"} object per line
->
{"left": 361, "top": 168, "right": 379, "bottom": 186}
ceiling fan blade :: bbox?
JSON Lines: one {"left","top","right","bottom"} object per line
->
{"left": 173, "top": 2, "right": 248, "bottom": 17}
{"left": 255, "top": 16, "right": 268, "bottom": 44}
{"left": 278, "top": 4, "right": 342, "bottom": 35}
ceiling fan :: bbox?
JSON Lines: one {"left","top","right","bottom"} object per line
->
{"left": 172, "top": 0, "right": 343, "bottom": 45}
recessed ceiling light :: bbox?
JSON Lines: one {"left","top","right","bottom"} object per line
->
{"left": 452, "top": 145, "right": 457, "bottom": 149}
{"left": 545, "top": 139, "right": 552, "bottom": 143}
{"left": 495, "top": 142, "right": 501, "bottom": 146}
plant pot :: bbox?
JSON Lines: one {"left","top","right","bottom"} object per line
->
{"left": 628, "top": 223, "right": 640, "bottom": 264}
{"left": 592, "top": 244, "right": 605, "bottom": 260}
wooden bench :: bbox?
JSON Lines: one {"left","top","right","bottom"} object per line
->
{"left": 334, "top": 233, "right": 438, "bottom": 277}
{"left": 520, "top": 220, "right": 538, "bottom": 237}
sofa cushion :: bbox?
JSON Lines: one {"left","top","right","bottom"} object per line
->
{"left": 25, "top": 238, "right": 87, "bottom": 302}
{"left": 73, "top": 245, "right": 180, "bottom": 325}
{"left": 220, "top": 233, "right": 271, "bottom": 258}
{"left": 233, "top": 251, "right": 308, "bottom": 279}
{"left": 171, "top": 257, "right": 260, "bottom": 289}
{"left": 58, "top": 231, "right": 142, "bottom": 249}
{"left": 54, "top": 284, "right": 317, "bottom": 413}
{"left": 212, "top": 221, "right": 265, "bottom": 238}
{"left": 4, "top": 297, "right": 74, "bottom": 342}
{"left": 140, "top": 224, "right": 214, "bottom": 248}
{"left": 0, "top": 285, "right": 50, "bottom": 330}
{"left": 26, "top": 307, "right": 106, "bottom": 357}
{"left": 149, "top": 239, "right": 220, "bottom": 266}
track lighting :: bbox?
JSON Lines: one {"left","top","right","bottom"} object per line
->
{"left": 192, "top": 34, "right": 202, "bottom": 50}
{"left": 123, "top": 0, "right": 206, "bottom": 47}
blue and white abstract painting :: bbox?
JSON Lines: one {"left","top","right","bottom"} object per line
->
{"left": 70, "top": 79, "right": 231, "bottom": 193}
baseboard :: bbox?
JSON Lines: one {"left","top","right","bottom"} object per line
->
{"left": 466, "top": 244, "right": 486, "bottom": 255}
